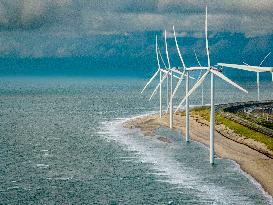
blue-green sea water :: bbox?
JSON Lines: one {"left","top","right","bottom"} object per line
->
{"left": 0, "top": 77, "right": 273, "bottom": 205}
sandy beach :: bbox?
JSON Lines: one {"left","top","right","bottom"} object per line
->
{"left": 123, "top": 112, "right": 273, "bottom": 198}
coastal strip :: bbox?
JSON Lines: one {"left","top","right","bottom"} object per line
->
{"left": 123, "top": 110, "right": 273, "bottom": 198}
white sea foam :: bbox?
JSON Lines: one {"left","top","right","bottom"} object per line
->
{"left": 36, "top": 164, "right": 49, "bottom": 168}
{"left": 98, "top": 116, "right": 267, "bottom": 204}
{"left": 117, "top": 111, "right": 273, "bottom": 204}
{"left": 229, "top": 159, "right": 273, "bottom": 204}
{"left": 7, "top": 186, "right": 20, "bottom": 190}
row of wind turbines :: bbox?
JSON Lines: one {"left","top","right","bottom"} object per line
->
{"left": 141, "top": 6, "right": 273, "bottom": 164}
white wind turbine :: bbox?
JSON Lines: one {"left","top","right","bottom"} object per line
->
{"left": 141, "top": 35, "right": 169, "bottom": 118}
{"left": 175, "top": 6, "right": 248, "bottom": 164}
{"left": 168, "top": 26, "right": 207, "bottom": 142}
{"left": 149, "top": 30, "right": 180, "bottom": 128}
{"left": 149, "top": 29, "right": 196, "bottom": 129}
{"left": 218, "top": 52, "right": 272, "bottom": 101}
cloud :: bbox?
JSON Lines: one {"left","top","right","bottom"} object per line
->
{"left": 0, "top": 0, "right": 77, "bottom": 30}
{"left": 158, "top": 0, "right": 273, "bottom": 14}
{"left": 0, "top": 0, "right": 273, "bottom": 58}
{"left": 0, "top": 0, "right": 272, "bottom": 36}
{"left": 80, "top": 0, "right": 273, "bottom": 37}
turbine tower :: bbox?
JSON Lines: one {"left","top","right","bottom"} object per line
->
{"left": 164, "top": 30, "right": 174, "bottom": 128}
{"left": 175, "top": 6, "right": 248, "bottom": 164}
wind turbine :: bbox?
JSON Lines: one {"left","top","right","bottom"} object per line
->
{"left": 168, "top": 26, "right": 207, "bottom": 142}
{"left": 141, "top": 35, "right": 169, "bottom": 118}
{"left": 149, "top": 28, "right": 197, "bottom": 132}
{"left": 175, "top": 6, "right": 248, "bottom": 164}
{"left": 149, "top": 30, "right": 174, "bottom": 128}
{"left": 150, "top": 26, "right": 200, "bottom": 131}
{"left": 218, "top": 52, "right": 272, "bottom": 101}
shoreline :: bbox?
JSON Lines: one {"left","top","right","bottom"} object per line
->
{"left": 123, "top": 112, "right": 273, "bottom": 198}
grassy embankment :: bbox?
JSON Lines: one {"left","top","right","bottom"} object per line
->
{"left": 237, "top": 112, "right": 273, "bottom": 130}
{"left": 191, "top": 107, "right": 273, "bottom": 152}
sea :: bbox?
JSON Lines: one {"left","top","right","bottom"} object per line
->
{"left": 0, "top": 76, "right": 273, "bottom": 205}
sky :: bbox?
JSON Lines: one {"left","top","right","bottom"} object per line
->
{"left": 0, "top": 0, "right": 273, "bottom": 76}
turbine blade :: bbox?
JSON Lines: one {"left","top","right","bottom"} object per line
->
{"left": 167, "top": 72, "right": 187, "bottom": 110}
{"left": 155, "top": 35, "right": 161, "bottom": 69}
{"left": 173, "top": 74, "right": 180, "bottom": 80}
{"left": 141, "top": 69, "right": 160, "bottom": 93}
{"left": 210, "top": 69, "right": 248, "bottom": 93}
{"left": 159, "top": 68, "right": 168, "bottom": 74}
{"left": 259, "top": 52, "right": 271, "bottom": 66}
{"left": 171, "top": 72, "right": 185, "bottom": 99}
{"left": 175, "top": 71, "right": 209, "bottom": 112}
{"left": 164, "top": 30, "right": 171, "bottom": 68}
{"left": 189, "top": 75, "right": 195, "bottom": 80}
{"left": 187, "top": 66, "right": 208, "bottom": 71}
{"left": 243, "top": 62, "right": 250, "bottom": 66}
{"left": 171, "top": 68, "right": 184, "bottom": 75}
{"left": 173, "top": 25, "right": 186, "bottom": 70}
{"left": 205, "top": 6, "right": 211, "bottom": 68}
{"left": 194, "top": 50, "right": 202, "bottom": 67}
{"left": 194, "top": 50, "right": 203, "bottom": 81}
{"left": 158, "top": 46, "right": 167, "bottom": 68}
{"left": 218, "top": 63, "right": 273, "bottom": 72}
{"left": 149, "top": 71, "right": 168, "bottom": 100}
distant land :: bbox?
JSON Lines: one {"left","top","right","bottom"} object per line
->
{"left": 0, "top": 57, "right": 272, "bottom": 81}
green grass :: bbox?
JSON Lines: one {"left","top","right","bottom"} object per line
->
{"left": 237, "top": 112, "right": 273, "bottom": 130}
{"left": 191, "top": 107, "right": 273, "bottom": 151}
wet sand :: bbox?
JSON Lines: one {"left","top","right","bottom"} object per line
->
{"left": 123, "top": 112, "right": 273, "bottom": 197}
